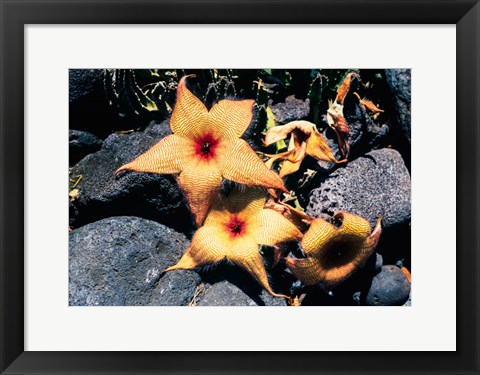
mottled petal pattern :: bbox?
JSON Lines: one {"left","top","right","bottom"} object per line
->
{"left": 301, "top": 216, "right": 338, "bottom": 255}
{"left": 177, "top": 161, "right": 222, "bottom": 227}
{"left": 210, "top": 99, "right": 255, "bottom": 139}
{"left": 219, "top": 139, "right": 287, "bottom": 192}
{"left": 165, "top": 187, "right": 301, "bottom": 298}
{"left": 253, "top": 209, "right": 303, "bottom": 246}
{"left": 170, "top": 75, "right": 210, "bottom": 139}
{"left": 286, "top": 212, "right": 382, "bottom": 288}
{"left": 224, "top": 186, "right": 266, "bottom": 218}
{"left": 229, "top": 238, "right": 286, "bottom": 298}
{"left": 333, "top": 212, "right": 371, "bottom": 240}
{"left": 116, "top": 75, "right": 288, "bottom": 227}
{"left": 165, "top": 225, "right": 227, "bottom": 271}
{"left": 115, "top": 134, "right": 192, "bottom": 175}
{"left": 284, "top": 257, "right": 321, "bottom": 286}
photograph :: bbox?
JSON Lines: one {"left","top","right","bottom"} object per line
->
{"left": 68, "top": 68, "right": 411, "bottom": 306}
{"left": 2, "top": 0, "right": 478, "bottom": 371}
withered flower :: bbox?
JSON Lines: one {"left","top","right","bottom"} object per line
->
{"left": 285, "top": 212, "right": 382, "bottom": 289}
{"left": 116, "top": 76, "right": 286, "bottom": 226}
{"left": 165, "top": 187, "right": 303, "bottom": 297}
{"left": 263, "top": 120, "right": 344, "bottom": 177}
{"left": 335, "top": 72, "right": 358, "bottom": 105}
{"left": 326, "top": 71, "right": 359, "bottom": 158}
{"left": 264, "top": 196, "right": 313, "bottom": 232}
{"left": 353, "top": 92, "right": 385, "bottom": 120}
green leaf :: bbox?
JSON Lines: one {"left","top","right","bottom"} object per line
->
{"left": 266, "top": 107, "right": 287, "bottom": 152}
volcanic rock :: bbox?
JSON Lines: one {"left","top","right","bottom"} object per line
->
{"left": 69, "top": 216, "right": 200, "bottom": 306}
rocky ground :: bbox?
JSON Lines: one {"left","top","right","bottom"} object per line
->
{"left": 69, "top": 69, "right": 411, "bottom": 306}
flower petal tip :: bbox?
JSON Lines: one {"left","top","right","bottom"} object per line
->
{"left": 179, "top": 74, "right": 196, "bottom": 85}
{"left": 114, "top": 164, "right": 129, "bottom": 177}
{"left": 193, "top": 214, "right": 207, "bottom": 228}
{"left": 284, "top": 257, "right": 298, "bottom": 272}
{"left": 163, "top": 265, "right": 177, "bottom": 273}
{"left": 278, "top": 184, "right": 289, "bottom": 194}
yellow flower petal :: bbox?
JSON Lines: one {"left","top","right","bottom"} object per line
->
{"left": 253, "top": 209, "right": 303, "bottom": 246}
{"left": 284, "top": 257, "right": 321, "bottom": 286}
{"left": 333, "top": 212, "right": 372, "bottom": 240}
{"left": 286, "top": 213, "right": 382, "bottom": 288}
{"left": 177, "top": 161, "right": 222, "bottom": 227}
{"left": 170, "top": 75, "right": 210, "bottom": 139}
{"left": 165, "top": 186, "right": 299, "bottom": 297}
{"left": 223, "top": 186, "right": 266, "bottom": 219}
{"left": 300, "top": 217, "right": 338, "bottom": 256}
{"left": 228, "top": 236, "right": 286, "bottom": 298}
{"left": 210, "top": 99, "right": 255, "bottom": 139}
{"left": 116, "top": 75, "right": 288, "bottom": 229}
{"left": 205, "top": 187, "right": 265, "bottom": 237}
{"left": 115, "top": 134, "right": 192, "bottom": 175}
{"left": 165, "top": 225, "right": 227, "bottom": 271}
{"left": 170, "top": 77, "right": 255, "bottom": 141}
{"left": 219, "top": 139, "right": 287, "bottom": 192}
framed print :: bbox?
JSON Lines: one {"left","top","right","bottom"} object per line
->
{"left": 1, "top": 0, "right": 479, "bottom": 374}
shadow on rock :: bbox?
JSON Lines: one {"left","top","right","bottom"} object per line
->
{"left": 197, "top": 262, "right": 287, "bottom": 306}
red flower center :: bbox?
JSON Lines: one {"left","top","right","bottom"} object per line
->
{"left": 194, "top": 133, "right": 219, "bottom": 161}
{"left": 226, "top": 216, "right": 246, "bottom": 238}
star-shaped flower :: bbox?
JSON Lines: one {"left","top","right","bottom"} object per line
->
{"left": 116, "top": 76, "right": 286, "bottom": 226}
{"left": 285, "top": 212, "right": 382, "bottom": 289}
{"left": 165, "top": 187, "right": 303, "bottom": 297}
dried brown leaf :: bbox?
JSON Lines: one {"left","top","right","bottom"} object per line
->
{"left": 335, "top": 72, "right": 358, "bottom": 105}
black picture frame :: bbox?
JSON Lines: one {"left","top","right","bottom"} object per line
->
{"left": 1, "top": 1, "right": 479, "bottom": 374}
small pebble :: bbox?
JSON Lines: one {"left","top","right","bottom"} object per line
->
{"left": 366, "top": 265, "right": 411, "bottom": 306}
{"left": 352, "top": 291, "right": 361, "bottom": 305}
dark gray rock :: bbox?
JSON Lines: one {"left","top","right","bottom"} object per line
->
{"left": 69, "top": 216, "right": 200, "bottom": 306}
{"left": 270, "top": 95, "right": 310, "bottom": 124}
{"left": 69, "top": 69, "right": 114, "bottom": 136}
{"left": 403, "top": 291, "right": 412, "bottom": 306}
{"left": 69, "top": 130, "right": 103, "bottom": 166}
{"left": 69, "top": 121, "right": 194, "bottom": 233}
{"left": 365, "top": 265, "right": 411, "bottom": 306}
{"left": 307, "top": 148, "right": 411, "bottom": 230}
{"left": 196, "top": 261, "right": 290, "bottom": 306}
{"left": 69, "top": 69, "right": 105, "bottom": 104}
{"left": 149, "top": 269, "right": 201, "bottom": 306}
{"left": 197, "top": 281, "right": 287, "bottom": 306}
{"left": 375, "top": 253, "right": 384, "bottom": 273}
{"left": 384, "top": 69, "right": 411, "bottom": 143}
{"left": 343, "top": 95, "right": 389, "bottom": 158}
